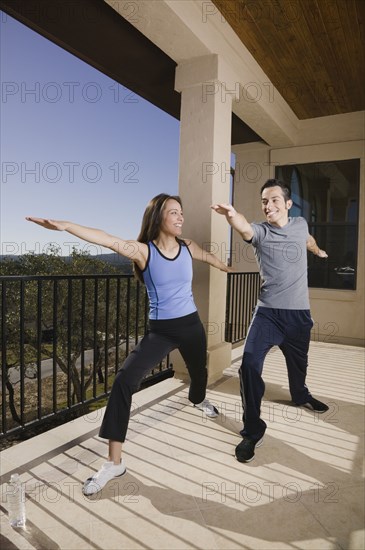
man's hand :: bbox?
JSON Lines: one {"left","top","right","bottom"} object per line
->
{"left": 211, "top": 204, "right": 253, "bottom": 241}
{"left": 317, "top": 249, "right": 328, "bottom": 259}
{"left": 307, "top": 235, "right": 328, "bottom": 259}
{"left": 211, "top": 204, "right": 237, "bottom": 219}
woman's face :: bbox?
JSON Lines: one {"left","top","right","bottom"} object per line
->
{"left": 160, "top": 198, "right": 184, "bottom": 236}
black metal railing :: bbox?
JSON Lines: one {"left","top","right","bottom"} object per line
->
{"left": 0, "top": 274, "right": 173, "bottom": 439}
{"left": 225, "top": 272, "right": 261, "bottom": 344}
{"left": 1, "top": 271, "right": 262, "bottom": 441}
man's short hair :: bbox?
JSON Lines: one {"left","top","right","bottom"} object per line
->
{"left": 260, "top": 179, "right": 291, "bottom": 201}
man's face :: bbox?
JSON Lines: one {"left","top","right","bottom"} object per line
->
{"left": 261, "top": 186, "right": 293, "bottom": 227}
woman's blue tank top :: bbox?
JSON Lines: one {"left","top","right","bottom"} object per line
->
{"left": 142, "top": 240, "right": 197, "bottom": 320}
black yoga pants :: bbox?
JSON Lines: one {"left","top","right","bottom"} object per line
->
{"left": 239, "top": 307, "right": 313, "bottom": 442}
{"left": 99, "top": 311, "right": 208, "bottom": 442}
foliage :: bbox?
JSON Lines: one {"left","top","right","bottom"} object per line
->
{"left": 0, "top": 248, "right": 147, "bottom": 428}
{"left": 0, "top": 246, "right": 130, "bottom": 277}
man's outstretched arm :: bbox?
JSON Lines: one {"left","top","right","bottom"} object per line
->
{"left": 211, "top": 203, "right": 254, "bottom": 241}
{"left": 307, "top": 235, "right": 328, "bottom": 258}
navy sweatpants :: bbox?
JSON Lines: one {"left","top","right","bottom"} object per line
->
{"left": 99, "top": 311, "right": 207, "bottom": 442}
{"left": 239, "top": 307, "right": 313, "bottom": 441}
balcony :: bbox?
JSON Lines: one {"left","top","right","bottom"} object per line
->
{"left": 1, "top": 339, "right": 364, "bottom": 549}
{"left": 1, "top": 273, "right": 364, "bottom": 548}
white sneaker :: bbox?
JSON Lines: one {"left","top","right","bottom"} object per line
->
{"left": 194, "top": 399, "right": 219, "bottom": 418}
{"left": 82, "top": 460, "right": 126, "bottom": 495}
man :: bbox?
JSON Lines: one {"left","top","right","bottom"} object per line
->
{"left": 212, "top": 178, "right": 329, "bottom": 463}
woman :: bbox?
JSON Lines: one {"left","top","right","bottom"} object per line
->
{"left": 27, "top": 193, "right": 232, "bottom": 495}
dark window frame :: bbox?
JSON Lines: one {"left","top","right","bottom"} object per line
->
{"left": 276, "top": 159, "right": 360, "bottom": 291}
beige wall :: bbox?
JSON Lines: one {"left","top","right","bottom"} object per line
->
{"left": 232, "top": 141, "right": 365, "bottom": 347}
{"left": 107, "top": 2, "right": 365, "bottom": 349}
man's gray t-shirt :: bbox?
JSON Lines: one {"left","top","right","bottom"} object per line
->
{"left": 250, "top": 217, "right": 310, "bottom": 309}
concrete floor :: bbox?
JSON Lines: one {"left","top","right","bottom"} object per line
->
{"left": 1, "top": 341, "right": 364, "bottom": 549}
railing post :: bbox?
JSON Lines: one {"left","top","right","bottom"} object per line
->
{"left": 224, "top": 272, "right": 261, "bottom": 345}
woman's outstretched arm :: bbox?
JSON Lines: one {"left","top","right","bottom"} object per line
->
{"left": 183, "top": 239, "right": 235, "bottom": 272}
{"left": 26, "top": 217, "right": 147, "bottom": 267}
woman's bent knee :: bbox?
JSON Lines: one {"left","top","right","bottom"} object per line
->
{"left": 113, "top": 368, "right": 141, "bottom": 394}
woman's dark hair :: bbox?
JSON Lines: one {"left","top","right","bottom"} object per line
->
{"left": 260, "top": 178, "right": 291, "bottom": 202}
{"left": 134, "top": 193, "right": 183, "bottom": 282}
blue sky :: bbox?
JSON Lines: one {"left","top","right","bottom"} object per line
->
{"left": 0, "top": 12, "right": 180, "bottom": 256}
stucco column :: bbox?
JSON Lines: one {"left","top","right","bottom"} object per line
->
{"left": 231, "top": 142, "right": 271, "bottom": 272}
{"left": 172, "top": 54, "right": 237, "bottom": 384}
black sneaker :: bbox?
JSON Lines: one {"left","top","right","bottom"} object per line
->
{"left": 298, "top": 396, "right": 329, "bottom": 413}
{"left": 235, "top": 436, "right": 263, "bottom": 463}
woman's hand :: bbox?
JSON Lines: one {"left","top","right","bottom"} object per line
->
{"left": 26, "top": 217, "right": 69, "bottom": 231}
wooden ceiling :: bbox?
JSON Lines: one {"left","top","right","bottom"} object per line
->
{"left": 213, "top": 0, "right": 365, "bottom": 119}
{"left": 1, "top": 0, "right": 363, "bottom": 144}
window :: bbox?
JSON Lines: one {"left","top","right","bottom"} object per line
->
{"left": 276, "top": 159, "right": 360, "bottom": 290}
